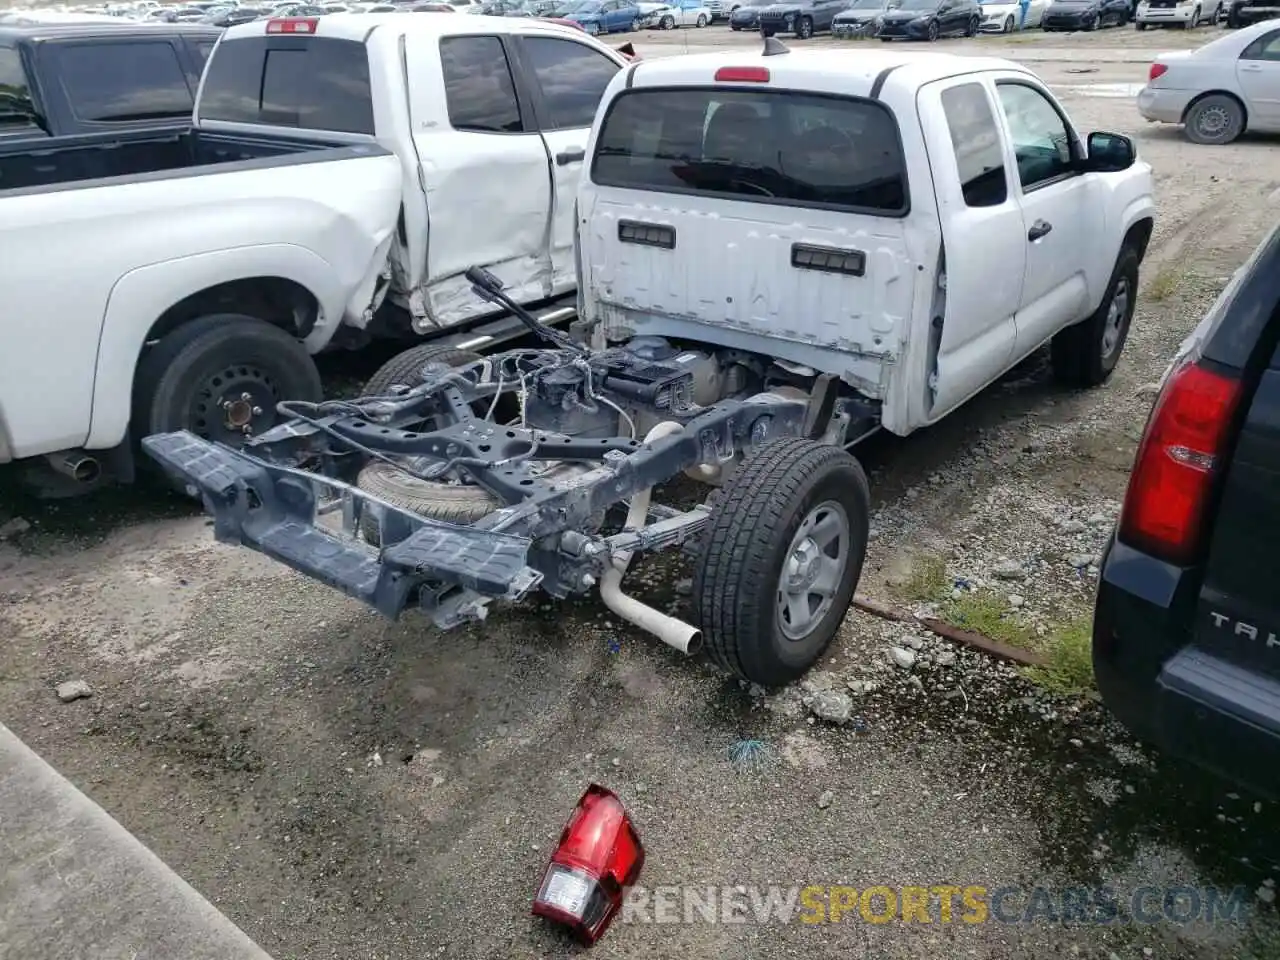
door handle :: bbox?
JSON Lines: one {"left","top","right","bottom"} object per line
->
{"left": 1242, "top": 63, "right": 1262, "bottom": 71}
{"left": 1028, "top": 219, "right": 1053, "bottom": 241}
{"left": 556, "top": 147, "right": 586, "bottom": 166}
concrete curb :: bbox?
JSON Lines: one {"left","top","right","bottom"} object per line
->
{"left": 0, "top": 722, "right": 274, "bottom": 960}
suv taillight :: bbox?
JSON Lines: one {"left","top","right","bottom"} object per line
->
{"left": 1118, "top": 355, "right": 1243, "bottom": 565}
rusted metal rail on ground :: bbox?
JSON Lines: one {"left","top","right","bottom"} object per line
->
{"left": 851, "top": 596, "right": 1049, "bottom": 667}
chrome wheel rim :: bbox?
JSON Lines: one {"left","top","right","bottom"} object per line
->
{"left": 776, "top": 500, "right": 850, "bottom": 641}
{"left": 1102, "top": 275, "right": 1130, "bottom": 359}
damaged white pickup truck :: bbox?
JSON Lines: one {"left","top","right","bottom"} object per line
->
{"left": 0, "top": 14, "right": 628, "bottom": 487}
{"left": 143, "top": 41, "right": 1156, "bottom": 689}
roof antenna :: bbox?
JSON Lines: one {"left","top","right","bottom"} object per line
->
{"left": 761, "top": 35, "right": 790, "bottom": 56}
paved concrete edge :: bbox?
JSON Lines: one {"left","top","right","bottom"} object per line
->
{"left": 0, "top": 722, "right": 275, "bottom": 960}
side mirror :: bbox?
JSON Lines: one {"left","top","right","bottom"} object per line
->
{"left": 1085, "top": 131, "right": 1136, "bottom": 172}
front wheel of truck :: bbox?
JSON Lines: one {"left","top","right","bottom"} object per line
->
{"left": 132, "top": 313, "right": 322, "bottom": 450}
{"left": 1050, "top": 245, "right": 1139, "bottom": 388}
{"left": 693, "top": 438, "right": 870, "bottom": 688}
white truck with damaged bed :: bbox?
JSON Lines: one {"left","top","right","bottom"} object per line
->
{"left": 140, "top": 40, "right": 1158, "bottom": 692}
{"left": 0, "top": 13, "right": 629, "bottom": 488}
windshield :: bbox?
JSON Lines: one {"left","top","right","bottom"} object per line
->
{"left": 895, "top": 0, "right": 938, "bottom": 10}
{"left": 845, "top": 0, "right": 887, "bottom": 9}
{"left": 562, "top": 0, "right": 600, "bottom": 9}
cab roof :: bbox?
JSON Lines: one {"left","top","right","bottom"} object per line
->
{"left": 622, "top": 47, "right": 1035, "bottom": 100}
{"left": 0, "top": 21, "right": 222, "bottom": 44}
{"left": 222, "top": 10, "right": 602, "bottom": 42}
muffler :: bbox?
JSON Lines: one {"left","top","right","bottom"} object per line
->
{"left": 45, "top": 450, "right": 101, "bottom": 484}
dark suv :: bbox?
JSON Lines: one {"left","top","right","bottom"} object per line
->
{"left": 1094, "top": 222, "right": 1280, "bottom": 800}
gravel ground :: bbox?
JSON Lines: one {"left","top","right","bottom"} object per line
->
{"left": 3, "top": 26, "right": 1280, "bottom": 960}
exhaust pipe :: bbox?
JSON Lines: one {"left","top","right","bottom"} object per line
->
{"left": 45, "top": 449, "right": 101, "bottom": 484}
{"left": 597, "top": 421, "right": 703, "bottom": 656}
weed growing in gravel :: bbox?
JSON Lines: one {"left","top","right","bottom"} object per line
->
{"left": 1025, "top": 616, "right": 1096, "bottom": 698}
{"left": 894, "top": 552, "right": 951, "bottom": 602}
{"left": 1147, "top": 265, "right": 1181, "bottom": 302}
{"left": 944, "top": 590, "right": 1034, "bottom": 647}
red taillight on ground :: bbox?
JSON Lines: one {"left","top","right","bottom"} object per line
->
{"left": 1118, "top": 356, "right": 1243, "bottom": 565}
{"left": 1149, "top": 62, "right": 1168, "bottom": 81}
{"left": 715, "top": 65, "right": 770, "bottom": 83}
{"left": 532, "top": 784, "right": 644, "bottom": 946}
{"left": 266, "top": 16, "right": 319, "bottom": 32}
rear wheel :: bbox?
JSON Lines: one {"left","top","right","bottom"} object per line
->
{"left": 796, "top": 14, "right": 813, "bottom": 36}
{"left": 363, "top": 344, "right": 482, "bottom": 396}
{"left": 1135, "top": 18, "right": 1147, "bottom": 26}
{"left": 1050, "top": 245, "right": 1139, "bottom": 388}
{"left": 693, "top": 438, "right": 870, "bottom": 687}
{"left": 132, "top": 313, "right": 321, "bottom": 451}
{"left": 1184, "top": 92, "right": 1245, "bottom": 144}
{"left": 660, "top": 13, "right": 674, "bottom": 27}
{"left": 926, "top": 18, "right": 938, "bottom": 38}
{"left": 696, "top": 12, "right": 707, "bottom": 24}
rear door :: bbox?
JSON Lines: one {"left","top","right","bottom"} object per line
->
{"left": 916, "top": 75, "right": 1023, "bottom": 418}
{"left": 1237, "top": 27, "right": 1280, "bottom": 127}
{"left": 511, "top": 33, "right": 623, "bottom": 295}
{"left": 579, "top": 82, "right": 914, "bottom": 384}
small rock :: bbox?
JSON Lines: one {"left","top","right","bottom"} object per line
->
{"left": 1256, "top": 801, "right": 1264, "bottom": 814}
{"left": 1142, "top": 950, "right": 1153, "bottom": 959}
{"left": 806, "top": 690, "right": 854, "bottom": 725}
{"left": 888, "top": 647, "right": 917, "bottom": 670}
{"left": 901, "top": 634, "right": 926, "bottom": 651}
{"left": 1068, "top": 554, "right": 1094, "bottom": 569}
{"left": 1257, "top": 885, "right": 1276, "bottom": 905}
{"left": 611, "top": 757, "right": 621, "bottom": 767}
{"left": 817, "top": 790, "right": 834, "bottom": 810}
{"left": 846, "top": 679, "right": 877, "bottom": 696}
{"left": 55, "top": 680, "right": 93, "bottom": 703}
{"left": 992, "top": 561, "right": 1026, "bottom": 581}
{"left": 934, "top": 650, "right": 956, "bottom": 668}
{"left": 1134, "top": 382, "right": 1162, "bottom": 400}
{"left": 1069, "top": 738, "right": 1084, "bottom": 748}
{"left": 1008, "top": 594, "right": 1025, "bottom": 609}
{"left": 1060, "top": 519, "right": 1087, "bottom": 534}
{"left": 0, "top": 517, "right": 30, "bottom": 539}
{"left": 674, "top": 578, "right": 693, "bottom": 596}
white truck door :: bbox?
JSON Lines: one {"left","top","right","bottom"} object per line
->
{"left": 990, "top": 77, "right": 1099, "bottom": 361}
{"left": 512, "top": 34, "right": 624, "bottom": 296}
{"left": 915, "top": 75, "right": 1023, "bottom": 419}
{"left": 405, "top": 32, "right": 554, "bottom": 326}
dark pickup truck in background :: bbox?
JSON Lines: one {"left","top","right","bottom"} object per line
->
{"left": 0, "top": 22, "right": 220, "bottom": 141}
{"left": 1094, "top": 222, "right": 1280, "bottom": 801}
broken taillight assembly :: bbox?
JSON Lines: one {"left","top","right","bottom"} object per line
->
{"left": 532, "top": 784, "right": 644, "bottom": 946}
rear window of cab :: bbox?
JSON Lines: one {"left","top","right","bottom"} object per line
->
{"left": 590, "top": 86, "right": 908, "bottom": 216}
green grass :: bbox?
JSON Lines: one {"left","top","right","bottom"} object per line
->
{"left": 893, "top": 552, "right": 951, "bottom": 603}
{"left": 1146, "top": 264, "right": 1181, "bottom": 302}
{"left": 943, "top": 590, "right": 1035, "bottom": 647}
{"left": 1024, "top": 616, "right": 1096, "bottom": 697}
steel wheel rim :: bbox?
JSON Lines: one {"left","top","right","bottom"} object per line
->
{"left": 1101, "top": 275, "right": 1130, "bottom": 359}
{"left": 776, "top": 500, "right": 850, "bottom": 641}
{"left": 192, "top": 364, "right": 278, "bottom": 444}
{"left": 1196, "top": 104, "right": 1231, "bottom": 138}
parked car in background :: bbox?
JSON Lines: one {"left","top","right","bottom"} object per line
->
{"left": 559, "top": 0, "right": 641, "bottom": 30}
{"left": 876, "top": 0, "right": 980, "bottom": 39}
{"left": 408, "top": 2, "right": 457, "bottom": 8}
{"left": 831, "top": 0, "right": 899, "bottom": 35}
{"left": 1041, "top": 0, "right": 1129, "bottom": 29}
{"left": 203, "top": 5, "right": 273, "bottom": 23}
{"left": 978, "top": 0, "right": 1048, "bottom": 31}
{"left": 643, "top": 0, "right": 711, "bottom": 26}
{"left": 706, "top": 0, "right": 741, "bottom": 16}
{"left": 1138, "top": 19, "right": 1280, "bottom": 143}
{"left": 757, "top": 0, "right": 849, "bottom": 35}
{"left": 1135, "top": 0, "right": 1220, "bottom": 28}
{"left": 728, "top": 0, "right": 771, "bottom": 26}
{"left": 0, "top": 22, "right": 219, "bottom": 142}
{"left": 1223, "top": 0, "right": 1273, "bottom": 25}
{"left": 1093, "top": 220, "right": 1280, "bottom": 802}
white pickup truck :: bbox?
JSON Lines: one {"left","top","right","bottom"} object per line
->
{"left": 578, "top": 43, "right": 1157, "bottom": 437}
{"left": 0, "top": 13, "right": 629, "bottom": 487}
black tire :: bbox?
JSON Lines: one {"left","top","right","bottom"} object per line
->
{"left": 1004, "top": 13, "right": 1015, "bottom": 30}
{"left": 696, "top": 13, "right": 707, "bottom": 25}
{"left": 966, "top": 13, "right": 979, "bottom": 34}
{"left": 132, "top": 313, "right": 321, "bottom": 449}
{"left": 926, "top": 18, "right": 938, "bottom": 38}
{"left": 356, "top": 461, "right": 498, "bottom": 545}
{"left": 363, "top": 344, "right": 481, "bottom": 396}
{"left": 660, "top": 13, "right": 674, "bottom": 27}
{"left": 1050, "top": 245, "right": 1139, "bottom": 388}
{"left": 1085, "top": 12, "right": 1097, "bottom": 28}
{"left": 880, "top": 34, "right": 893, "bottom": 39}
{"left": 796, "top": 14, "right": 813, "bottom": 36}
{"left": 1135, "top": 18, "right": 1146, "bottom": 27}
{"left": 731, "top": 22, "right": 742, "bottom": 28}
{"left": 1183, "top": 92, "right": 1245, "bottom": 144}
{"left": 693, "top": 438, "right": 870, "bottom": 687}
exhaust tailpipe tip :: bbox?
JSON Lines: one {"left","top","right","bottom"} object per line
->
{"left": 45, "top": 450, "right": 101, "bottom": 484}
